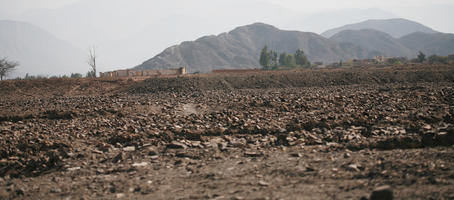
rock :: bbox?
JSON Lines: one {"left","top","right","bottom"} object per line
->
{"left": 423, "top": 125, "right": 432, "bottom": 131}
{"left": 347, "top": 164, "right": 360, "bottom": 172}
{"left": 167, "top": 141, "right": 187, "bottom": 149}
{"left": 132, "top": 162, "right": 148, "bottom": 167}
{"left": 50, "top": 188, "right": 62, "bottom": 193}
{"left": 188, "top": 141, "right": 203, "bottom": 148}
{"left": 370, "top": 185, "right": 393, "bottom": 200}
{"left": 123, "top": 146, "right": 136, "bottom": 152}
{"left": 67, "top": 166, "right": 81, "bottom": 171}
{"left": 244, "top": 151, "right": 263, "bottom": 157}
{"left": 258, "top": 181, "right": 269, "bottom": 186}
{"left": 112, "top": 152, "right": 125, "bottom": 163}
{"left": 344, "top": 153, "right": 351, "bottom": 158}
{"left": 147, "top": 147, "right": 158, "bottom": 156}
{"left": 289, "top": 153, "right": 302, "bottom": 157}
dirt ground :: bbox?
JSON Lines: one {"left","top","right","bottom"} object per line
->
{"left": 0, "top": 65, "right": 453, "bottom": 199}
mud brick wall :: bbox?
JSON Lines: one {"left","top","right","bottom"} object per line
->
{"left": 100, "top": 68, "right": 186, "bottom": 78}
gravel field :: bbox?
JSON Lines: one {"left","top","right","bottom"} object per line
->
{"left": 0, "top": 65, "right": 453, "bottom": 199}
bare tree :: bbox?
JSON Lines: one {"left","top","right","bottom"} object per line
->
{"left": 87, "top": 46, "right": 97, "bottom": 78}
{"left": 0, "top": 58, "right": 19, "bottom": 80}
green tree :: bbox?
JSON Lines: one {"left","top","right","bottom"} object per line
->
{"left": 295, "top": 49, "right": 310, "bottom": 68}
{"left": 259, "top": 46, "right": 271, "bottom": 69}
{"left": 270, "top": 50, "right": 278, "bottom": 67}
{"left": 70, "top": 73, "right": 83, "bottom": 78}
{"left": 448, "top": 54, "right": 454, "bottom": 64}
{"left": 285, "top": 54, "right": 296, "bottom": 68}
{"left": 428, "top": 55, "right": 448, "bottom": 64}
{"left": 417, "top": 51, "right": 426, "bottom": 63}
{"left": 279, "top": 52, "right": 287, "bottom": 66}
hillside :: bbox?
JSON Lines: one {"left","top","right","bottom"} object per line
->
{"left": 135, "top": 23, "right": 365, "bottom": 73}
{"left": 0, "top": 20, "right": 86, "bottom": 77}
{"left": 399, "top": 32, "right": 454, "bottom": 56}
{"left": 330, "top": 29, "right": 414, "bottom": 58}
{"left": 322, "top": 18, "right": 438, "bottom": 38}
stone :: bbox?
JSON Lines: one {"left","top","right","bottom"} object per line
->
{"left": 258, "top": 181, "right": 269, "bottom": 186}
{"left": 123, "top": 146, "right": 136, "bottom": 152}
{"left": 370, "top": 185, "right": 393, "bottom": 200}
{"left": 289, "top": 153, "right": 302, "bottom": 157}
{"left": 112, "top": 152, "right": 124, "bottom": 163}
{"left": 423, "top": 125, "right": 432, "bottom": 130}
{"left": 132, "top": 162, "right": 148, "bottom": 167}
{"left": 67, "top": 166, "right": 81, "bottom": 171}
{"left": 244, "top": 151, "right": 262, "bottom": 157}
{"left": 167, "top": 141, "right": 187, "bottom": 149}
{"left": 347, "top": 164, "right": 360, "bottom": 172}
{"left": 344, "top": 153, "right": 351, "bottom": 158}
{"left": 147, "top": 147, "right": 158, "bottom": 156}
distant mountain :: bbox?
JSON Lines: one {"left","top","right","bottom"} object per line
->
{"left": 0, "top": 20, "right": 86, "bottom": 77}
{"left": 293, "top": 8, "right": 397, "bottom": 34}
{"left": 135, "top": 23, "right": 366, "bottom": 73}
{"left": 322, "top": 18, "right": 438, "bottom": 38}
{"left": 399, "top": 32, "right": 454, "bottom": 56}
{"left": 330, "top": 29, "right": 414, "bottom": 58}
{"left": 18, "top": 0, "right": 299, "bottom": 70}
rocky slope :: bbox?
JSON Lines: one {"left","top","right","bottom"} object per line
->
{"left": 135, "top": 20, "right": 454, "bottom": 73}
{"left": 330, "top": 29, "right": 414, "bottom": 58}
{"left": 331, "top": 29, "right": 454, "bottom": 58}
{"left": 399, "top": 32, "right": 454, "bottom": 56}
{"left": 135, "top": 23, "right": 365, "bottom": 73}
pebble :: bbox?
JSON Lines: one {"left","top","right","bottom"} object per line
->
{"left": 167, "top": 141, "right": 187, "bottom": 149}
{"left": 67, "top": 167, "right": 81, "bottom": 171}
{"left": 123, "top": 146, "right": 136, "bottom": 152}
{"left": 347, "top": 164, "right": 360, "bottom": 172}
{"left": 370, "top": 185, "right": 393, "bottom": 200}
{"left": 132, "top": 162, "right": 148, "bottom": 167}
{"left": 258, "top": 181, "right": 269, "bottom": 186}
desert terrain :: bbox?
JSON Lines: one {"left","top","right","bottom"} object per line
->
{"left": 0, "top": 64, "right": 453, "bottom": 199}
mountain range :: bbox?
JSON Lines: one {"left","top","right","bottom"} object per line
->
{"left": 321, "top": 18, "right": 438, "bottom": 38}
{"left": 0, "top": 20, "right": 86, "bottom": 77}
{"left": 136, "top": 23, "right": 359, "bottom": 73}
{"left": 135, "top": 19, "right": 454, "bottom": 73}
{"left": 1, "top": 16, "right": 454, "bottom": 77}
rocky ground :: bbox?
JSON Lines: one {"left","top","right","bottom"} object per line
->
{"left": 0, "top": 65, "right": 453, "bottom": 199}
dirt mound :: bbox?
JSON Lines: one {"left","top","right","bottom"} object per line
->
{"left": 129, "top": 65, "right": 454, "bottom": 94}
{"left": 0, "top": 78, "right": 131, "bottom": 99}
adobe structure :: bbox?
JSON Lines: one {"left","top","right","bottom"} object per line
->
{"left": 100, "top": 67, "right": 186, "bottom": 78}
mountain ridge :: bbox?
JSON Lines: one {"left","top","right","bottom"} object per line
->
{"left": 135, "top": 23, "right": 366, "bottom": 73}
{"left": 0, "top": 20, "right": 86, "bottom": 77}
{"left": 322, "top": 18, "right": 438, "bottom": 38}
{"left": 330, "top": 29, "right": 414, "bottom": 58}
{"left": 135, "top": 21, "right": 454, "bottom": 73}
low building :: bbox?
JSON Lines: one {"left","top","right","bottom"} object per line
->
{"left": 374, "top": 56, "right": 386, "bottom": 63}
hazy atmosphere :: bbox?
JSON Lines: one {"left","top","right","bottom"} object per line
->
{"left": 1, "top": 0, "right": 453, "bottom": 77}
{"left": 1, "top": 1, "right": 454, "bottom": 199}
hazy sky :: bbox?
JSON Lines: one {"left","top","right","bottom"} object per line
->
{"left": 1, "top": 0, "right": 453, "bottom": 76}
{"left": 2, "top": 0, "right": 454, "bottom": 15}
